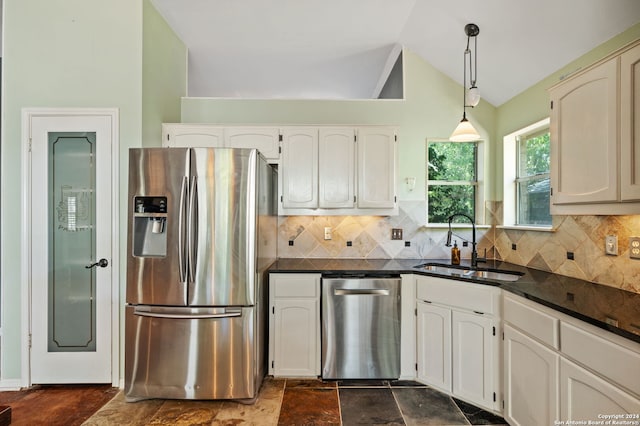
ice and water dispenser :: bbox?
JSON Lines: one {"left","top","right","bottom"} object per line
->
{"left": 132, "top": 196, "right": 167, "bottom": 257}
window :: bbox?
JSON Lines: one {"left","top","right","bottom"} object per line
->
{"left": 517, "top": 130, "right": 551, "bottom": 225}
{"left": 503, "top": 118, "right": 552, "bottom": 229}
{"left": 427, "top": 141, "right": 479, "bottom": 223}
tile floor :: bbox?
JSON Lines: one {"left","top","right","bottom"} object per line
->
{"left": 85, "top": 378, "right": 507, "bottom": 425}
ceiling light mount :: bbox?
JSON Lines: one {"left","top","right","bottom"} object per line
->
{"left": 450, "top": 23, "right": 481, "bottom": 142}
{"left": 465, "top": 23, "right": 480, "bottom": 38}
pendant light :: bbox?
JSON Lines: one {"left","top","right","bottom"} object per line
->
{"left": 450, "top": 23, "right": 481, "bottom": 142}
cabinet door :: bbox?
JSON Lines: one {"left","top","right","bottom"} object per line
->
{"left": 224, "top": 127, "right": 280, "bottom": 161}
{"left": 281, "top": 128, "right": 318, "bottom": 208}
{"left": 269, "top": 274, "right": 320, "bottom": 377}
{"left": 416, "top": 301, "right": 451, "bottom": 392}
{"left": 357, "top": 127, "right": 396, "bottom": 208}
{"left": 550, "top": 58, "right": 618, "bottom": 205}
{"left": 560, "top": 357, "right": 640, "bottom": 420}
{"left": 273, "top": 299, "right": 319, "bottom": 377}
{"left": 162, "top": 124, "right": 224, "bottom": 148}
{"left": 504, "top": 324, "right": 559, "bottom": 426}
{"left": 621, "top": 43, "right": 640, "bottom": 201}
{"left": 452, "top": 310, "right": 498, "bottom": 411}
{"left": 318, "top": 128, "right": 355, "bottom": 208}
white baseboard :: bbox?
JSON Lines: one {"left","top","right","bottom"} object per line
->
{"left": 0, "top": 378, "right": 23, "bottom": 391}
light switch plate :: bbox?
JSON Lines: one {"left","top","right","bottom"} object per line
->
{"left": 630, "top": 237, "right": 640, "bottom": 259}
{"left": 605, "top": 235, "right": 618, "bottom": 255}
{"left": 324, "top": 227, "right": 332, "bottom": 240}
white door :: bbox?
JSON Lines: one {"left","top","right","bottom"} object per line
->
{"left": 28, "top": 111, "right": 116, "bottom": 383}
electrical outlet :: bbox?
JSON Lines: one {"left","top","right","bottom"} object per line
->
{"left": 605, "top": 235, "right": 618, "bottom": 256}
{"left": 630, "top": 237, "right": 640, "bottom": 259}
{"left": 391, "top": 228, "right": 403, "bottom": 240}
{"left": 324, "top": 227, "right": 332, "bottom": 240}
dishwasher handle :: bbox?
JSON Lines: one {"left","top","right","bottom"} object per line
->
{"left": 334, "top": 288, "right": 390, "bottom": 296}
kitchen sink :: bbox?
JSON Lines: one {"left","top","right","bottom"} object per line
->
{"left": 465, "top": 269, "right": 523, "bottom": 282}
{"left": 421, "top": 264, "right": 471, "bottom": 276}
{"left": 415, "top": 262, "right": 524, "bottom": 282}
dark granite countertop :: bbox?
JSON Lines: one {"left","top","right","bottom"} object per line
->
{"left": 269, "top": 258, "right": 640, "bottom": 344}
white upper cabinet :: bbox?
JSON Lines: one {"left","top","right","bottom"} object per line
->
{"left": 549, "top": 58, "right": 618, "bottom": 205}
{"left": 162, "top": 123, "right": 224, "bottom": 148}
{"left": 279, "top": 126, "right": 398, "bottom": 215}
{"left": 163, "top": 124, "right": 398, "bottom": 216}
{"left": 549, "top": 39, "right": 640, "bottom": 214}
{"left": 224, "top": 127, "right": 281, "bottom": 161}
{"left": 318, "top": 128, "right": 355, "bottom": 208}
{"left": 357, "top": 127, "right": 397, "bottom": 209}
{"left": 620, "top": 43, "right": 640, "bottom": 201}
{"left": 281, "top": 127, "right": 319, "bottom": 209}
{"left": 161, "top": 124, "right": 280, "bottom": 162}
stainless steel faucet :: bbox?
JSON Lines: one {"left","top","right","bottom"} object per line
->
{"left": 445, "top": 213, "right": 487, "bottom": 268}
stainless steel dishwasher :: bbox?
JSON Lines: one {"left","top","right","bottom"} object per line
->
{"left": 321, "top": 273, "right": 401, "bottom": 379}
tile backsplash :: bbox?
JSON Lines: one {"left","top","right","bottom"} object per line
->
{"left": 276, "top": 201, "right": 640, "bottom": 295}
{"left": 277, "top": 200, "right": 491, "bottom": 264}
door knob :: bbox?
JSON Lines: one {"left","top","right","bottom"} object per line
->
{"left": 86, "top": 258, "right": 109, "bottom": 269}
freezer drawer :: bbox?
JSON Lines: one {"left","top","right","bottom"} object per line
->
{"left": 124, "top": 305, "right": 263, "bottom": 401}
{"left": 322, "top": 276, "right": 401, "bottom": 379}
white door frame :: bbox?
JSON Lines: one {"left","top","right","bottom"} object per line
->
{"left": 20, "top": 107, "right": 120, "bottom": 387}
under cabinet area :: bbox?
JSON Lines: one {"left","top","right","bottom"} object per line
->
{"left": 503, "top": 293, "right": 640, "bottom": 425}
{"left": 268, "top": 273, "right": 321, "bottom": 377}
{"left": 549, "top": 39, "right": 640, "bottom": 214}
{"left": 415, "top": 276, "right": 501, "bottom": 413}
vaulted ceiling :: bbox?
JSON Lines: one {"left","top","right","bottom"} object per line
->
{"left": 151, "top": 0, "right": 640, "bottom": 106}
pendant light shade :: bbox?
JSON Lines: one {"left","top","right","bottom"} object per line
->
{"left": 450, "top": 23, "right": 481, "bottom": 141}
{"left": 450, "top": 113, "right": 480, "bottom": 142}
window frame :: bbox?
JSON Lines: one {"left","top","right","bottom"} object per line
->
{"left": 426, "top": 138, "right": 485, "bottom": 226}
{"left": 502, "top": 118, "right": 553, "bottom": 231}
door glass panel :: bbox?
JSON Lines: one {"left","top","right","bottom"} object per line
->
{"left": 48, "top": 132, "right": 96, "bottom": 352}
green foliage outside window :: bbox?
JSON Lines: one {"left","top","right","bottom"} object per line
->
{"left": 427, "top": 142, "right": 477, "bottom": 223}
{"left": 517, "top": 131, "right": 551, "bottom": 226}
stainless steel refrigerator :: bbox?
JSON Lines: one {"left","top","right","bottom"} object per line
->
{"left": 124, "top": 147, "right": 276, "bottom": 401}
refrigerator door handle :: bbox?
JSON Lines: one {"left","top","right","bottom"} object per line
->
{"left": 133, "top": 311, "right": 242, "bottom": 320}
{"left": 178, "top": 176, "right": 189, "bottom": 284}
{"left": 187, "top": 175, "right": 198, "bottom": 283}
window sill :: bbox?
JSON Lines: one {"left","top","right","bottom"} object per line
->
{"left": 424, "top": 223, "right": 492, "bottom": 230}
{"left": 497, "top": 225, "right": 555, "bottom": 232}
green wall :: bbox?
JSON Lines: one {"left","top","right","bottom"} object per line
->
{"left": 0, "top": 0, "right": 185, "bottom": 382}
{"left": 142, "top": 0, "right": 187, "bottom": 147}
{"left": 181, "top": 50, "right": 497, "bottom": 203}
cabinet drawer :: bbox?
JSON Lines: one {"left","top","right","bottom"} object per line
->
{"left": 561, "top": 321, "right": 640, "bottom": 396}
{"left": 271, "top": 274, "right": 320, "bottom": 298}
{"left": 416, "top": 276, "right": 499, "bottom": 315}
{"left": 504, "top": 294, "right": 559, "bottom": 349}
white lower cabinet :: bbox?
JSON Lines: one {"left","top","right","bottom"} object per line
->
{"left": 560, "top": 357, "right": 640, "bottom": 420}
{"left": 416, "top": 301, "right": 451, "bottom": 390}
{"left": 452, "top": 310, "right": 499, "bottom": 410}
{"left": 415, "top": 276, "right": 501, "bottom": 412}
{"left": 503, "top": 324, "right": 559, "bottom": 426}
{"left": 268, "top": 273, "right": 320, "bottom": 377}
{"left": 504, "top": 292, "right": 640, "bottom": 425}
